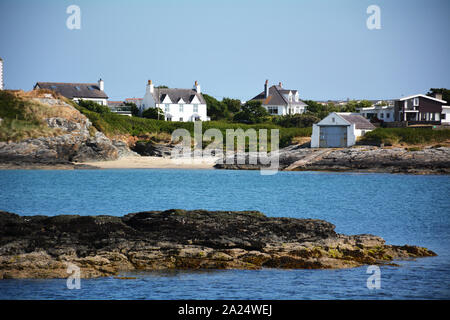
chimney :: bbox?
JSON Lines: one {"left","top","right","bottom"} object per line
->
{"left": 194, "top": 80, "right": 201, "bottom": 93}
{"left": 98, "top": 78, "right": 104, "bottom": 91}
{"left": 0, "top": 57, "right": 3, "bottom": 90}
{"left": 279, "top": 82, "right": 282, "bottom": 88}
{"left": 147, "top": 79, "right": 154, "bottom": 93}
{"left": 264, "top": 79, "right": 269, "bottom": 98}
{"left": 434, "top": 93, "right": 443, "bottom": 101}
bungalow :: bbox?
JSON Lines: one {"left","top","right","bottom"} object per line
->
{"left": 394, "top": 93, "right": 447, "bottom": 124}
{"left": 311, "top": 112, "right": 375, "bottom": 148}
{"left": 250, "top": 80, "right": 307, "bottom": 115}
{"left": 141, "top": 80, "right": 208, "bottom": 121}
{"left": 358, "top": 105, "right": 395, "bottom": 122}
{"left": 34, "top": 79, "right": 108, "bottom": 106}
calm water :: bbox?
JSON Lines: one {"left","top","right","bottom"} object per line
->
{"left": 0, "top": 169, "right": 449, "bottom": 299}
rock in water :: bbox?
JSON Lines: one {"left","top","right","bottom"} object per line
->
{"left": 0, "top": 210, "right": 436, "bottom": 279}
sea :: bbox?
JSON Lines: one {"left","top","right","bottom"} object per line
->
{"left": 0, "top": 169, "right": 449, "bottom": 299}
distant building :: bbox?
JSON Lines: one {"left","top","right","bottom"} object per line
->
{"left": 125, "top": 98, "right": 143, "bottom": 109}
{"left": 311, "top": 112, "right": 375, "bottom": 148}
{"left": 393, "top": 94, "right": 447, "bottom": 124}
{"left": 33, "top": 79, "right": 108, "bottom": 105}
{"left": 107, "top": 101, "right": 132, "bottom": 116}
{"left": 141, "top": 80, "right": 208, "bottom": 121}
{"left": 358, "top": 105, "right": 395, "bottom": 122}
{"left": 250, "top": 80, "right": 307, "bottom": 115}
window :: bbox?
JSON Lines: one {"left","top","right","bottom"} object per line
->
{"left": 165, "top": 104, "right": 170, "bottom": 112}
{"left": 442, "top": 113, "right": 446, "bottom": 120}
{"left": 332, "top": 117, "right": 335, "bottom": 122}
{"left": 380, "top": 113, "right": 384, "bottom": 118}
{"left": 413, "top": 97, "right": 419, "bottom": 106}
{"left": 193, "top": 105, "right": 198, "bottom": 113}
{"left": 179, "top": 105, "right": 183, "bottom": 112}
{"left": 179, "top": 117, "right": 183, "bottom": 121}
{"left": 386, "top": 113, "right": 390, "bottom": 118}
{"left": 268, "top": 106, "right": 278, "bottom": 115}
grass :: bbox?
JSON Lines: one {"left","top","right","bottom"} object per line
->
{"left": 360, "top": 128, "right": 450, "bottom": 146}
{"left": 73, "top": 104, "right": 312, "bottom": 148}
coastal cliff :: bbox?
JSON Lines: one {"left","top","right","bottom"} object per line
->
{"left": 0, "top": 210, "right": 436, "bottom": 279}
{"left": 0, "top": 91, "right": 136, "bottom": 169}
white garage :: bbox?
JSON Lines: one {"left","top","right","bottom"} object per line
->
{"left": 311, "top": 112, "right": 375, "bottom": 148}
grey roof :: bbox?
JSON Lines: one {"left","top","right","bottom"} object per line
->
{"left": 338, "top": 113, "right": 376, "bottom": 130}
{"left": 34, "top": 82, "right": 108, "bottom": 99}
{"left": 152, "top": 88, "right": 205, "bottom": 104}
{"left": 251, "top": 85, "right": 307, "bottom": 107}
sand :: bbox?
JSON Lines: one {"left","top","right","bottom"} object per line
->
{"left": 79, "top": 156, "right": 218, "bottom": 169}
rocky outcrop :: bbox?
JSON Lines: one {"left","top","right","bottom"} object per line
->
{"left": 0, "top": 97, "right": 138, "bottom": 167}
{"left": 0, "top": 210, "right": 436, "bottom": 279}
{"left": 215, "top": 145, "right": 450, "bottom": 174}
{"left": 132, "top": 141, "right": 175, "bottom": 157}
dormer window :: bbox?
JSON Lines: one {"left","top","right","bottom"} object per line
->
{"left": 179, "top": 104, "right": 184, "bottom": 112}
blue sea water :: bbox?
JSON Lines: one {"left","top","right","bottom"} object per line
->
{"left": 0, "top": 169, "right": 449, "bottom": 299}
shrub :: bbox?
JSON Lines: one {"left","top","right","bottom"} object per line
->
{"left": 361, "top": 128, "right": 450, "bottom": 145}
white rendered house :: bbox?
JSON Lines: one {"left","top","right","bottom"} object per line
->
{"left": 311, "top": 112, "right": 375, "bottom": 148}
{"left": 358, "top": 105, "right": 395, "bottom": 122}
{"left": 250, "top": 80, "right": 308, "bottom": 115}
{"left": 141, "top": 80, "right": 208, "bottom": 121}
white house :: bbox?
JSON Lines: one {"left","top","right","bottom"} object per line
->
{"left": 442, "top": 106, "right": 450, "bottom": 125}
{"left": 358, "top": 105, "right": 395, "bottom": 122}
{"left": 311, "top": 112, "right": 376, "bottom": 148}
{"left": 141, "top": 80, "right": 208, "bottom": 121}
{"left": 250, "top": 80, "right": 308, "bottom": 115}
{"left": 34, "top": 79, "right": 108, "bottom": 105}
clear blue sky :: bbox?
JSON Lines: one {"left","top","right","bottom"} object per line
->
{"left": 0, "top": 0, "right": 449, "bottom": 101}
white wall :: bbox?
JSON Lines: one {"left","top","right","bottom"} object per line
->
{"left": 74, "top": 97, "right": 107, "bottom": 105}
{"left": 311, "top": 124, "right": 320, "bottom": 148}
{"left": 263, "top": 105, "right": 305, "bottom": 115}
{"left": 157, "top": 103, "right": 208, "bottom": 121}
{"left": 442, "top": 107, "right": 450, "bottom": 124}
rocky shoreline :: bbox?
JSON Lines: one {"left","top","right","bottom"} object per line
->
{"left": 0, "top": 210, "right": 436, "bottom": 279}
{"left": 215, "top": 145, "right": 450, "bottom": 174}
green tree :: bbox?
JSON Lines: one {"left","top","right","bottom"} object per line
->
{"left": 124, "top": 102, "right": 139, "bottom": 116}
{"left": 233, "top": 100, "right": 269, "bottom": 124}
{"left": 222, "top": 97, "right": 241, "bottom": 113}
{"left": 77, "top": 100, "right": 110, "bottom": 114}
{"left": 142, "top": 107, "right": 164, "bottom": 119}
{"left": 427, "top": 88, "right": 450, "bottom": 102}
{"left": 273, "top": 114, "right": 320, "bottom": 128}
{"left": 203, "top": 94, "right": 230, "bottom": 120}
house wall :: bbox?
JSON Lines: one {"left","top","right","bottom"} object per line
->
{"left": 156, "top": 103, "right": 208, "bottom": 121}
{"left": 442, "top": 107, "right": 450, "bottom": 124}
{"left": 73, "top": 97, "right": 107, "bottom": 106}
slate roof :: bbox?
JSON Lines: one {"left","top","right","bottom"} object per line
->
{"left": 251, "top": 85, "right": 307, "bottom": 107}
{"left": 337, "top": 113, "right": 376, "bottom": 130}
{"left": 152, "top": 88, "right": 206, "bottom": 104}
{"left": 34, "top": 82, "right": 108, "bottom": 99}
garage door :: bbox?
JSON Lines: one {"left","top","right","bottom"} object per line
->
{"left": 319, "top": 126, "right": 347, "bottom": 148}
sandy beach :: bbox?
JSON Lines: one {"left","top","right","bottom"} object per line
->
{"left": 79, "top": 156, "right": 218, "bottom": 169}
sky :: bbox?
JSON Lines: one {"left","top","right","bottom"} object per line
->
{"left": 0, "top": 0, "right": 449, "bottom": 101}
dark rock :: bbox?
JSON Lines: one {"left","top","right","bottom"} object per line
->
{"left": 0, "top": 209, "right": 437, "bottom": 279}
